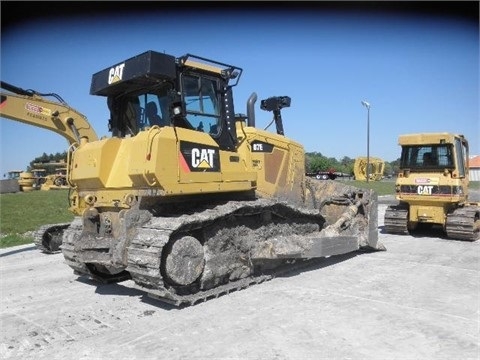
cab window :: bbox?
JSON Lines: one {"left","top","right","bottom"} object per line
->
{"left": 400, "top": 145, "right": 454, "bottom": 171}
{"left": 108, "top": 83, "right": 172, "bottom": 137}
{"left": 182, "top": 74, "right": 220, "bottom": 135}
{"left": 454, "top": 138, "right": 466, "bottom": 177}
{"left": 136, "top": 91, "right": 170, "bottom": 130}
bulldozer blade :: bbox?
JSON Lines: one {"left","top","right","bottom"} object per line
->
{"left": 252, "top": 181, "right": 384, "bottom": 261}
{"left": 306, "top": 179, "right": 383, "bottom": 251}
{"left": 251, "top": 234, "right": 359, "bottom": 260}
{"left": 302, "top": 235, "right": 359, "bottom": 257}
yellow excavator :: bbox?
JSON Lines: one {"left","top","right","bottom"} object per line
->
{"left": 1, "top": 81, "right": 97, "bottom": 252}
{"left": 384, "top": 133, "right": 479, "bottom": 241}
{"left": 0, "top": 51, "right": 383, "bottom": 306}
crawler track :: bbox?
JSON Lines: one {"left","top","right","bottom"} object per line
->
{"left": 384, "top": 205, "right": 409, "bottom": 235}
{"left": 61, "top": 217, "right": 89, "bottom": 274}
{"left": 446, "top": 206, "right": 480, "bottom": 241}
{"left": 62, "top": 193, "right": 378, "bottom": 306}
{"left": 126, "top": 199, "right": 327, "bottom": 306}
{"left": 33, "top": 222, "right": 71, "bottom": 253}
{"left": 384, "top": 204, "right": 480, "bottom": 241}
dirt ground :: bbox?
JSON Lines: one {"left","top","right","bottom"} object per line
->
{"left": 1, "top": 202, "right": 479, "bottom": 360}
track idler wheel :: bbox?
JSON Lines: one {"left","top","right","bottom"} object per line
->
{"left": 164, "top": 236, "right": 205, "bottom": 286}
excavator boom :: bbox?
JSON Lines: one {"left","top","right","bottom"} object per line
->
{"left": 0, "top": 81, "right": 98, "bottom": 145}
{"left": 0, "top": 81, "right": 98, "bottom": 253}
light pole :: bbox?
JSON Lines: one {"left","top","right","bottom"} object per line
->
{"left": 361, "top": 100, "right": 371, "bottom": 183}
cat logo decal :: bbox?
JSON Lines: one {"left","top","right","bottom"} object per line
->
{"left": 179, "top": 141, "right": 220, "bottom": 172}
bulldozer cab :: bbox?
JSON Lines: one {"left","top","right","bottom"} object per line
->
{"left": 91, "top": 51, "right": 242, "bottom": 151}
{"left": 181, "top": 73, "right": 221, "bottom": 136}
{"left": 398, "top": 133, "right": 469, "bottom": 177}
{"left": 386, "top": 133, "right": 478, "bottom": 241}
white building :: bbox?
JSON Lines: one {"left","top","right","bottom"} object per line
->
{"left": 469, "top": 155, "right": 480, "bottom": 181}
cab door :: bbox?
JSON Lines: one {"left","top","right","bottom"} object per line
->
{"left": 176, "top": 127, "right": 222, "bottom": 184}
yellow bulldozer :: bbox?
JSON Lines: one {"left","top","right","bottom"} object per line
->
{"left": 384, "top": 132, "right": 479, "bottom": 241}
{"left": 32, "top": 162, "right": 70, "bottom": 190}
{"left": 353, "top": 157, "right": 385, "bottom": 181}
{"left": 0, "top": 51, "right": 384, "bottom": 306}
{"left": 40, "top": 169, "right": 69, "bottom": 190}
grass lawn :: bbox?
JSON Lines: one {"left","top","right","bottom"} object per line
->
{"left": 340, "top": 179, "right": 396, "bottom": 196}
{"left": 0, "top": 189, "right": 73, "bottom": 248}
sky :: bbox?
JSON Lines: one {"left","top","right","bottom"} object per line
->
{"left": 1, "top": 2, "right": 478, "bottom": 176}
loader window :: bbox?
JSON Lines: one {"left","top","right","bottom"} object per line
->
{"left": 182, "top": 74, "right": 220, "bottom": 135}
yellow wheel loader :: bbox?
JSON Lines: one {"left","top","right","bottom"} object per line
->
{"left": 0, "top": 51, "right": 383, "bottom": 306}
{"left": 5, "top": 170, "right": 35, "bottom": 192}
{"left": 384, "top": 133, "right": 480, "bottom": 241}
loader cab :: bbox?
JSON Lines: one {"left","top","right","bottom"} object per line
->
{"left": 90, "top": 51, "right": 242, "bottom": 151}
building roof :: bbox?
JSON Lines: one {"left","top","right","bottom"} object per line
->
{"left": 469, "top": 155, "right": 480, "bottom": 168}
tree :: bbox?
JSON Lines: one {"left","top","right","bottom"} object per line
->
{"left": 389, "top": 158, "right": 401, "bottom": 176}
{"left": 28, "top": 151, "right": 68, "bottom": 175}
{"left": 305, "top": 152, "right": 349, "bottom": 173}
{"left": 339, "top": 156, "right": 355, "bottom": 176}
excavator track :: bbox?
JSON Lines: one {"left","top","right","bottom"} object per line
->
{"left": 33, "top": 222, "right": 72, "bottom": 253}
{"left": 446, "top": 206, "right": 480, "bottom": 241}
{"left": 384, "top": 205, "right": 409, "bottom": 235}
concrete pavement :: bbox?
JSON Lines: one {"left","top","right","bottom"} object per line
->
{"left": 0, "top": 204, "right": 479, "bottom": 360}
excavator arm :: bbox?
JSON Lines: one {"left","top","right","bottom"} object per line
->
{"left": 0, "top": 81, "right": 98, "bottom": 254}
{"left": 0, "top": 81, "right": 98, "bottom": 144}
